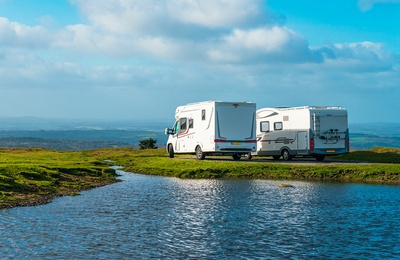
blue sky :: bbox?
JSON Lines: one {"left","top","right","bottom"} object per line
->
{"left": 0, "top": 0, "right": 399, "bottom": 124}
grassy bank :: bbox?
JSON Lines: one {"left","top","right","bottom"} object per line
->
{"left": 0, "top": 148, "right": 118, "bottom": 209}
{"left": 90, "top": 147, "right": 400, "bottom": 183}
{"left": 1, "top": 147, "right": 400, "bottom": 209}
{"left": 336, "top": 147, "right": 400, "bottom": 163}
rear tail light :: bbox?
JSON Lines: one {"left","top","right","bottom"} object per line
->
{"left": 310, "top": 138, "right": 315, "bottom": 152}
{"left": 214, "top": 139, "right": 227, "bottom": 143}
{"left": 245, "top": 140, "right": 257, "bottom": 143}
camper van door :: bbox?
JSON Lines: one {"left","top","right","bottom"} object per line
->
{"left": 297, "top": 131, "right": 308, "bottom": 154}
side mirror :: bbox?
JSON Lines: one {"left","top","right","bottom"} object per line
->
{"left": 165, "top": 128, "right": 174, "bottom": 135}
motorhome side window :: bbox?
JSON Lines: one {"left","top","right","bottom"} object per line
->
{"left": 274, "top": 122, "right": 283, "bottom": 131}
{"left": 179, "top": 118, "right": 187, "bottom": 134}
{"left": 172, "top": 121, "right": 178, "bottom": 134}
{"left": 260, "top": 121, "right": 270, "bottom": 132}
{"left": 201, "top": 109, "right": 206, "bottom": 120}
{"left": 189, "top": 119, "right": 194, "bottom": 128}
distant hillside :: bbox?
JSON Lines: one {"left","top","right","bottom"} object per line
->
{"left": 0, "top": 129, "right": 166, "bottom": 143}
{"left": 0, "top": 117, "right": 169, "bottom": 131}
{"left": 0, "top": 121, "right": 398, "bottom": 151}
{"left": 0, "top": 117, "right": 169, "bottom": 150}
{"left": 0, "top": 130, "right": 167, "bottom": 150}
{"left": 0, "top": 136, "right": 129, "bottom": 150}
{"left": 349, "top": 123, "right": 400, "bottom": 150}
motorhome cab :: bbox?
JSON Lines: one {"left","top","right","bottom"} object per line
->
{"left": 165, "top": 101, "right": 257, "bottom": 160}
{"left": 247, "top": 106, "right": 349, "bottom": 161}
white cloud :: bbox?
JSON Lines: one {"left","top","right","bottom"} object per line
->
{"left": 1, "top": 0, "right": 400, "bottom": 122}
{"left": 72, "top": 0, "right": 264, "bottom": 35}
{"left": 52, "top": 24, "right": 196, "bottom": 60}
{"left": 0, "top": 0, "right": 389, "bottom": 69}
{"left": 71, "top": 0, "right": 167, "bottom": 35}
{"left": 318, "top": 41, "right": 397, "bottom": 73}
{"left": 167, "top": 0, "right": 263, "bottom": 28}
{"left": 225, "top": 27, "right": 294, "bottom": 52}
{"left": 53, "top": 28, "right": 132, "bottom": 59}
{"left": 1, "top": 1, "right": 397, "bottom": 69}
{"left": 63, "top": 1, "right": 398, "bottom": 69}
{"left": 0, "top": 17, "right": 49, "bottom": 48}
{"left": 208, "top": 26, "right": 322, "bottom": 63}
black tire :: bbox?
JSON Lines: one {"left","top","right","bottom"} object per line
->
{"left": 196, "top": 146, "right": 205, "bottom": 160}
{"left": 232, "top": 154, "right": 241, "bottom": 160}
{"left": 244, "top": 153, "right": 252, "bottom": 160}
{"left": 315, "top": 155, "right": 325, "bottom": 162}
{"left": 282, "top": 150, "right": 292, "bottom": 161}
{"left": 168, "top": 145, "right": 174, "bottom": 158}
{"left": 272, "top": 155, "right": 280, "bottom": 160}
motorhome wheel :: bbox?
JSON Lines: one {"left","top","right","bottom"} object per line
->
{"left": 196, "top": 146, "right": 205, "bottom": 160}
{"left": 244, "top": 153, "right": 252, "bottom": 160}
{"left": 232, "top": 154, "right": 241, "bottom": 160}
{"left": 282, "top": 150, "right": 292, "bottom": 161}
{"left": 168, "top": 145, "right": 174, "bottom": 158}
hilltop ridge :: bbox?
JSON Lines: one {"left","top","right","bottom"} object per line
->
{"left": 0, "top": 118, "right": 399, "bottom": 150}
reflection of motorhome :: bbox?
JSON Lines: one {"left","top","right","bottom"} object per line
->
{"left": 165, "top": 101, "right": 257, "bottom": 160}
{"left": 248, "top": 106, "right": 349, "bottom": 161}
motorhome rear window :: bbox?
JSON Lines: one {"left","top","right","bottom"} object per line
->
{"left": 260, "top": 121, "right": 270, "bottom": 132}
{"left": 202, "top": 109, "right": 206, "bottom": 120}
{"left": 274, "top": 122, "right": 283, "bottom": 131}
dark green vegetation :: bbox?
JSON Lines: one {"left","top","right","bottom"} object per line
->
{"left": 1, "top": 147, "right": 400, "bottom": 209}
{"left": 139, "top": 138, "right": 158, "bottom": 149}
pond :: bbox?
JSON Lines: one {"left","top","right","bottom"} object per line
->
{"left": 1, "top": 168, "right": 399, "bottom": 259}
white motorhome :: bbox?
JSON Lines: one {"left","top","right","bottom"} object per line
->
{"left": 165, "top": 101, "right": 257, "bottom": 160}
{"left": 247, "top": 106, "right": 349, "bottom": 161}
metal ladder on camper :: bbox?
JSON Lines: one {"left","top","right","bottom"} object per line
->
{"left": 313, "top": 114, "right": 320, "bottom": 138}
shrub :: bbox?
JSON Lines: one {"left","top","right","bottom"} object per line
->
{"left": 139, "top": 138, "right": 157, "bottom": 149}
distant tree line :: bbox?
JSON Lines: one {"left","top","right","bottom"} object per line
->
{"left": 0, "top": 136, "right": 160, "bottom": 151}
{"left": 0, "top": 137, "right": 130, "bottom": 151}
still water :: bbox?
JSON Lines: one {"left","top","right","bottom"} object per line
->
{"left": 1, "top": 168, "right": 400, "bottom": 259}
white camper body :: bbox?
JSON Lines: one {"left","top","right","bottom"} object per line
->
{"left": 250, "top": 106, "right": 349, "bottom": 161}
{"left": 165, "top": 101, "right": 257, "bottom": 160}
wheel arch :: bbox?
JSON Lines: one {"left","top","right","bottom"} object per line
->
{"left": 194, "top": 142, "right": 204, "bottom": 153}
{"left": 279, "top": 146, "right": 292, "bottom": 155}
{"left": 166, "top": 143, "right": 173, "bottom": 152}
{"left": 280, "top": 147, "right": 293, "bottom": 161}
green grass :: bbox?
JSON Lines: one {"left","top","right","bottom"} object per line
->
{"left": 0, "top": 148, "right": 118, "bottom": 209}
{"left": 1, "top": 147, "right": 400, "bottom": 209}
{"left": 90, "top": 147, "right": 400, "bottom": 183}
{"left": 337, "top": 147, "right": 400, "bottom": 163}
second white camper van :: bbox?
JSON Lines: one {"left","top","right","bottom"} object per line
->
{"left": 165, "top": 101, "right": 257, "bottom": 160}
{"left": 247, "top": 106, "right": 349, "bottom": 161}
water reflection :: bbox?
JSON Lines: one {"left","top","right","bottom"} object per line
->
{"left": 0, "top": 170, "right": 399, "bottom": 259}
